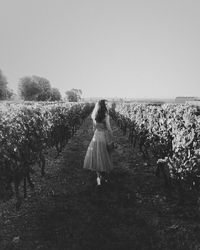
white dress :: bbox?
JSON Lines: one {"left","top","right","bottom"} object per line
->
{"left": 83, "top": 114, "right": 114, "bottom": 173}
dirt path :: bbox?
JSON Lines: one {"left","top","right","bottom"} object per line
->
{"left": 1, "top": 117, "right": 200, "bottom": 250}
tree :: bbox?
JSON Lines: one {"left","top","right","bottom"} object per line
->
{"left": 18, "top": 75, "right": 53, "bottom": 101}
{"left": 6, "top": 88, "right": 14, "bottom": 99}
{"left": 18, "top": 76, "right": 41, "bottom": 100}
{"left": 50, "top": 88, "right": 62, "bottom": 101}
{"left": 0, "top": 69, "right": 8, "bottom": 100}
{"left": 35, "top": 76, "right": 52, "bottom": 101}
{"left": 65, "top": 88, "right": 82, "bottom": 102}
{"left": 18, "top": 75, "right": 63, "bottom": 101}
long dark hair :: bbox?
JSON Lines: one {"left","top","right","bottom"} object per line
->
{"left": 91, "top": 99, "right": 108, "bottom": 123}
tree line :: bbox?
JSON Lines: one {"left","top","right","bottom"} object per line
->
{"left": 0, "top": 69, "right": 82, "bottom": 102}
{"left": 0, "top": 69, "right": 13, "bottom": 100}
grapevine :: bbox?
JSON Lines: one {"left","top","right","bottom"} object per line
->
{"left": 0, "top": 101, "right": 94, "bottom": 209}
{"left": 109, "top": 102, "right": 200, "bottom": 195}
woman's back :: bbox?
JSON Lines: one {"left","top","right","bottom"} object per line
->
{"left": 84, "top": 99, "right": 114, "bottom": 185}
{"left": 95, "top": 119, "right": 107, "bottom": 130}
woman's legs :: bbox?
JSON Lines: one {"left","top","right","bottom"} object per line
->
{"left": 96, "top": 171, "right": 101, "bottom": 185}
{"left": 97, "top": 171, "right": 111, "bottom": 184}
{"left": 102, "top": 171, "right": 110, "bottom": 182}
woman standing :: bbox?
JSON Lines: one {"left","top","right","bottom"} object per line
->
{"left": 83, "top": 99, "right": 114, "bottom": 185}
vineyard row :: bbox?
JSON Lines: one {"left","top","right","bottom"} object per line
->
{"left": 0, "top": 101, "right": 94, "bottom": 208}
{"left": 109, "top": 102, "right": 200, "bottom": 195}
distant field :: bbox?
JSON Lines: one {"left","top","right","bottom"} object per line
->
{"left": 83, "top": 97, "right": 175, "bottom": 104}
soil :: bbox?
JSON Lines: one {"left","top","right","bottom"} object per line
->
{"left": 1, "top": 117, "right": 200, "bottom": 250}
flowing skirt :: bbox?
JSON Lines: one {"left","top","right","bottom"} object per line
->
{"left": 83, "top": 129, "right": 113, "bottom": 172}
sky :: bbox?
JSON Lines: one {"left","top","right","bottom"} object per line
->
{"left": 0, "top": 0, "right": 200, "bottom": 99}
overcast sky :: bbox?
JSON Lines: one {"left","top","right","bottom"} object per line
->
{"left": 0, "top": 0, "right": 200, "bottom": 98}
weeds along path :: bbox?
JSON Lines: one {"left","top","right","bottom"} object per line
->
{"left": 1, "top": 116, "right": 200, "bottom": 250}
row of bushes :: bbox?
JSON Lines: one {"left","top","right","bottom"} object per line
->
{"left": 0, "top": 101, "right": 94, "bottom": 208}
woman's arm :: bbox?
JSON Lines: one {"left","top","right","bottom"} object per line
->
{"left": 93, "top": 120, "right": 96, "bottom": 132}
{"left": 105, "top": 114, "right": 113, "bottom": 136}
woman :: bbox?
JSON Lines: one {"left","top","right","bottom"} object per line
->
{"left": 83, "top": 99, "right": 114, "bottom": 185}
